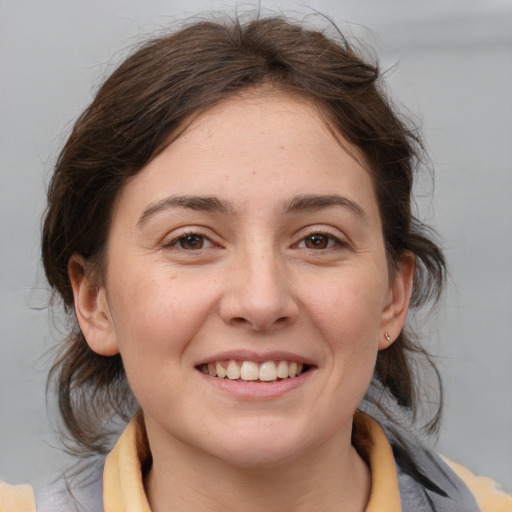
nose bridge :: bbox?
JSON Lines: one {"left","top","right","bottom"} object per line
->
{"left": 220, "top": 236, "right": 298, "bottom": 330}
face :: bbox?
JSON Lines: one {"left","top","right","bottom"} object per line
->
{"left": 72, "top": 92, "right": 412, "bottom": 468}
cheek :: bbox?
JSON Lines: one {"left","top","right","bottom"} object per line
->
{"left": 106, "top": 272, "right": 218, "bottom": 414}
{"left": 301, "top": 267, "right": 388, "bottom": 344}
{"left": 107, "top": 269, "right": 219, "bottom": 365}
{"left": 299, "top": 265, "right": 388, "bottom": 396}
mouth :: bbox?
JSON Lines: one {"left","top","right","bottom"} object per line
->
{"left": 196, "top": 360, "right": 311, "bottom": 383}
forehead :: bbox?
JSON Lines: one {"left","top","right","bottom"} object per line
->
{"left": 176, "top": 90, "right": 368, "bottom": 165}
{"left": 115, "top": 91, "right": 379, "bottom": 222}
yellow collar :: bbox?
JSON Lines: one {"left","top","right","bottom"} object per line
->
{"left": 355, "top": 412, "right": 402, "bottom": 512}
{"left": 103, "top": 413, "right": 401, "bottom": 512}
{"left": 103, "top": 418, "right": 152, "bottom": 512}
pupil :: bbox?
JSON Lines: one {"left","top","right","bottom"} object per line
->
{"left": 181, "top": 235, "right": 203, "bottom": 249}
{"left": 307, "top": 235, "right": 328, "bottom": 249}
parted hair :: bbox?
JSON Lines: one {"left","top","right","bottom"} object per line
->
{"left": 42, "top": 14, "right": 445, "bottom": 456}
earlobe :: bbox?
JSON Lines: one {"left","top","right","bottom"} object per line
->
{"left": 379, "top": 252, "right": 415, "bottom": 350}
{"left": 68, "top": 254, "right": 119, "bottom": 356}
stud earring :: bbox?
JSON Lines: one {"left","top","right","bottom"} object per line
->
{"left": 385, "top": 332, "right": 392, "bottom": 343}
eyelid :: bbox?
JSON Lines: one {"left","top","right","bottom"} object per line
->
{"left": 162, "top": 227, "right": 220, "bottom": 250}
{"left": 292, "top": 226, "right": 352, "bottom": 250}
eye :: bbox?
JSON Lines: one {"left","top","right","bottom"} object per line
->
{"left": 179, "top": 234, "right": 207, "bottom": 250}
{"left": 297, "top": 233, "right": 344, "bottom": 250}
{"left": 164, "top": 232, "right": 214, "bottom": 250}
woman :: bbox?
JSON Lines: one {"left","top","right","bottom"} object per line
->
{"left": 2, "top": 14, "right": 510, "bottom": 512}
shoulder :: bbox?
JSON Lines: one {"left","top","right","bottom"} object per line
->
{"left": 0, "top": 481, "right": 36, "bottom": 512}
{"left": 356, "top": 412, "right": 483, "bottom": 511}
{"left": 371, "top": 415, "right": 491, "bottom": 512}
{"left": 0, "top": 468, "right": 103, "bottom": 512}
{"left": 390, "top": 427, "right": 512, "bottom": 512}
{"left": 35, "top": 460, "right": 104, "bottom": 512}
{"left": 444, "top": 457, "right": 512, "bottom": 512}
{"left": 0, "top": 459, "right": 104, "bottom": 512}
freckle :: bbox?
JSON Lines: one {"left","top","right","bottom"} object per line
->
{"left": 280, "top": 145, "right": 285, "bottom": 150}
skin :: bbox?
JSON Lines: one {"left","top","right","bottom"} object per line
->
{"left": 69, "top": 91, "right": 414, "bottom": 512}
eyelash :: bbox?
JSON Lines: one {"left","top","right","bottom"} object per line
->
{"left": 162, "top": 229, "right": 349, "bottom": 252}
{"left": 294, "top": 231, "right": 349, "bottom": 251}
{"left": 162, "top": 230, "right": 217, "bottom": 251}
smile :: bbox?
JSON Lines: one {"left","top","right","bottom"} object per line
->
{"left": 198, "top": 360, "right": 309, "bottom": 382}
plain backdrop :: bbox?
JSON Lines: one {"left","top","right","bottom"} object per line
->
{"left": 1, "top": 0, "right": 511, "bottom": 494}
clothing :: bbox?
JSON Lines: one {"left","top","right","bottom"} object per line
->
{"left": 3, "top": 413, "right": 511, "bottom": 511}
{"left": 0, "top": 482, "right": 35, "bottom": 512}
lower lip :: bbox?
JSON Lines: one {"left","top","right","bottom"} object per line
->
{"left": 197, "top": 369, "right": 314, "bottom": 400}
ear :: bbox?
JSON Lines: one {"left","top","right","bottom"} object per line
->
{"left": 68, "top": 254, "right": 120, "bottom": 356}
{"left": 379, "top": 251, "right": 415, "bottom": 350}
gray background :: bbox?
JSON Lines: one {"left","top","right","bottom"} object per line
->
{"left": 1, "top": 0, "right": 511, "bottom": 493}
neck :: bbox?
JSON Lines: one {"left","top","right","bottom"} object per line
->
{"left": 144, "top": 422, "right": 371, "bottom": 512}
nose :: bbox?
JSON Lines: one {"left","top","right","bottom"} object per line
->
{"left": 219, "top": 248, "right": 299, "bottom": 332}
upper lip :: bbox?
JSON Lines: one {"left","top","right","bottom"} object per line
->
{"left": 195, "top": 350, "right": 317, "bottom": 367}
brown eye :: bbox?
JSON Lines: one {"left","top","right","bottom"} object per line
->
{"left": 304, "top": 234, "right": 330, "bottom": 249}
{"left": 178, "top": 234, "right": 205, "bottom": 250}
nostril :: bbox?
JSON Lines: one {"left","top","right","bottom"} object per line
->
{"left": 228, "top": 315, "right": 290, "bottom": 331}
{"left": 231, "top": 317, "right": 249, "bottom": 326}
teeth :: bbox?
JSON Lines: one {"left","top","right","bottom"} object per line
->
{"left": 288, "top": 362, "right": 298, "bottom": 378}
{"left": 240, "top": 361, "right": 259, "bottom": 380}
{"left": 276, "top": 360, "right": 289, "bottom": 379}
{"left": 216, "top": 362, "right": 227, "bottom": 379}
{"left": 201, "top": 359, "right": 308, "bottom": 382}
{"left": 226, "top": 360, "right": 241, "bottom": 380}
{"left": 259, "top": 361, "right": 277, "bottom": 381}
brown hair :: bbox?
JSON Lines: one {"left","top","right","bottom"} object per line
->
{"left": 42, "top": 15, "right": 445, "bottom": 456}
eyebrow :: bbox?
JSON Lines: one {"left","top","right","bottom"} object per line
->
{"left": 284, "top": 194, "right": 367, "bottom": 221}
{"left": 137, "top": 195, "right": 235, "bottom": 226}
{"left": 138, "top": 193, "right": 367, "bottom": 227}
